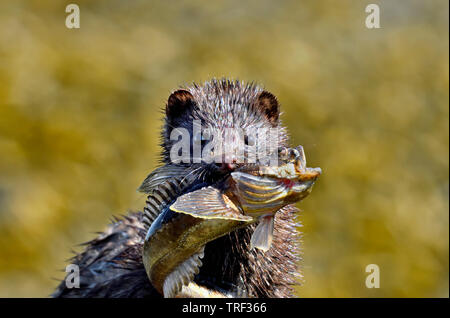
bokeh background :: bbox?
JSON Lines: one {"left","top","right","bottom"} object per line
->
{"left": 0, "top": 0, "right": 448, "bottom": 297}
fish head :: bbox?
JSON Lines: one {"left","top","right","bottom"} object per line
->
{"left": 231, "top": 145, "right": 321, "bottom": 217}
{"left": 285, "top": 166, "right": 321, "bottom": 203}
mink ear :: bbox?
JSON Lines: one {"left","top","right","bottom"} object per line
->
{"left": 166, "top": 90, "right": 195, "bottom": 119}
{"left": 255, "top": 91, "right": 280, "bottom": 126}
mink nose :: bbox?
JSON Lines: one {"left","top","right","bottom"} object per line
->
{"left": 222, "top": 163, "right": 236, "bottom": 170}
{"left": 215, "top": 156, "right": 237, "bottom": 171}
{"left": 215, "top": 162, "right": 236, "bottom": 171}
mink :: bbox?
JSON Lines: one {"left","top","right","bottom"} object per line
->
{"left": 53, "top": 79, "right": 301, "bottom": 298}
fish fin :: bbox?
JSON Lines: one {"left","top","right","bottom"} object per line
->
{"left": 178, "top": 282, "right": 232, "bottom": 298}
{"left": 163, "top": 246, "right": 205, "bottom": 298}
{"left": 170, "top": 187, "right": 252, "bottom": 222}
{"left": 142, "top": 177, "right": 188, "bottom": 230}
{"left": 138, "top": 164, "right": 191, "bottom": 193}
{"left": 250, "top": 216, "right": 275, "bottom": 252}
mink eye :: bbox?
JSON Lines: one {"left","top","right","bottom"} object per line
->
{"left": 193, "top": 133, "right": 201, "bottom": 144}
{"left": 193, "top": 132, "right": 208, "bottom": 145}
{"left": 244, "top": 135, "right": 255, "bottom": 146}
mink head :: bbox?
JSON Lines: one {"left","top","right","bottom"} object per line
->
{"left": 161, "top": 79, "right": 289, "bottom": 176}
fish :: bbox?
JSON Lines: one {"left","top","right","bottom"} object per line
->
{"left": 170, "top": 145, "right": 321, "bottom": 252}
{"left": 142, "top": 146, "right": 321, "bottom": 297}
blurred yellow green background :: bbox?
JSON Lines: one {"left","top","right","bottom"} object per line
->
{"left": 0, "top": 0, "right": 448, "bottom": 297}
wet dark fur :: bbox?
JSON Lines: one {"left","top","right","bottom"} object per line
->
{"left": 53, "top": 79, "right": 301, "bottom": 298}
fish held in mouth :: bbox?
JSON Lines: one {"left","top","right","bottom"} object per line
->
{"left": 143, "top": 145, "right": 320, "bottom": 297}
{"left": 170, "top": 145, "right": 321, "bottom": 252}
